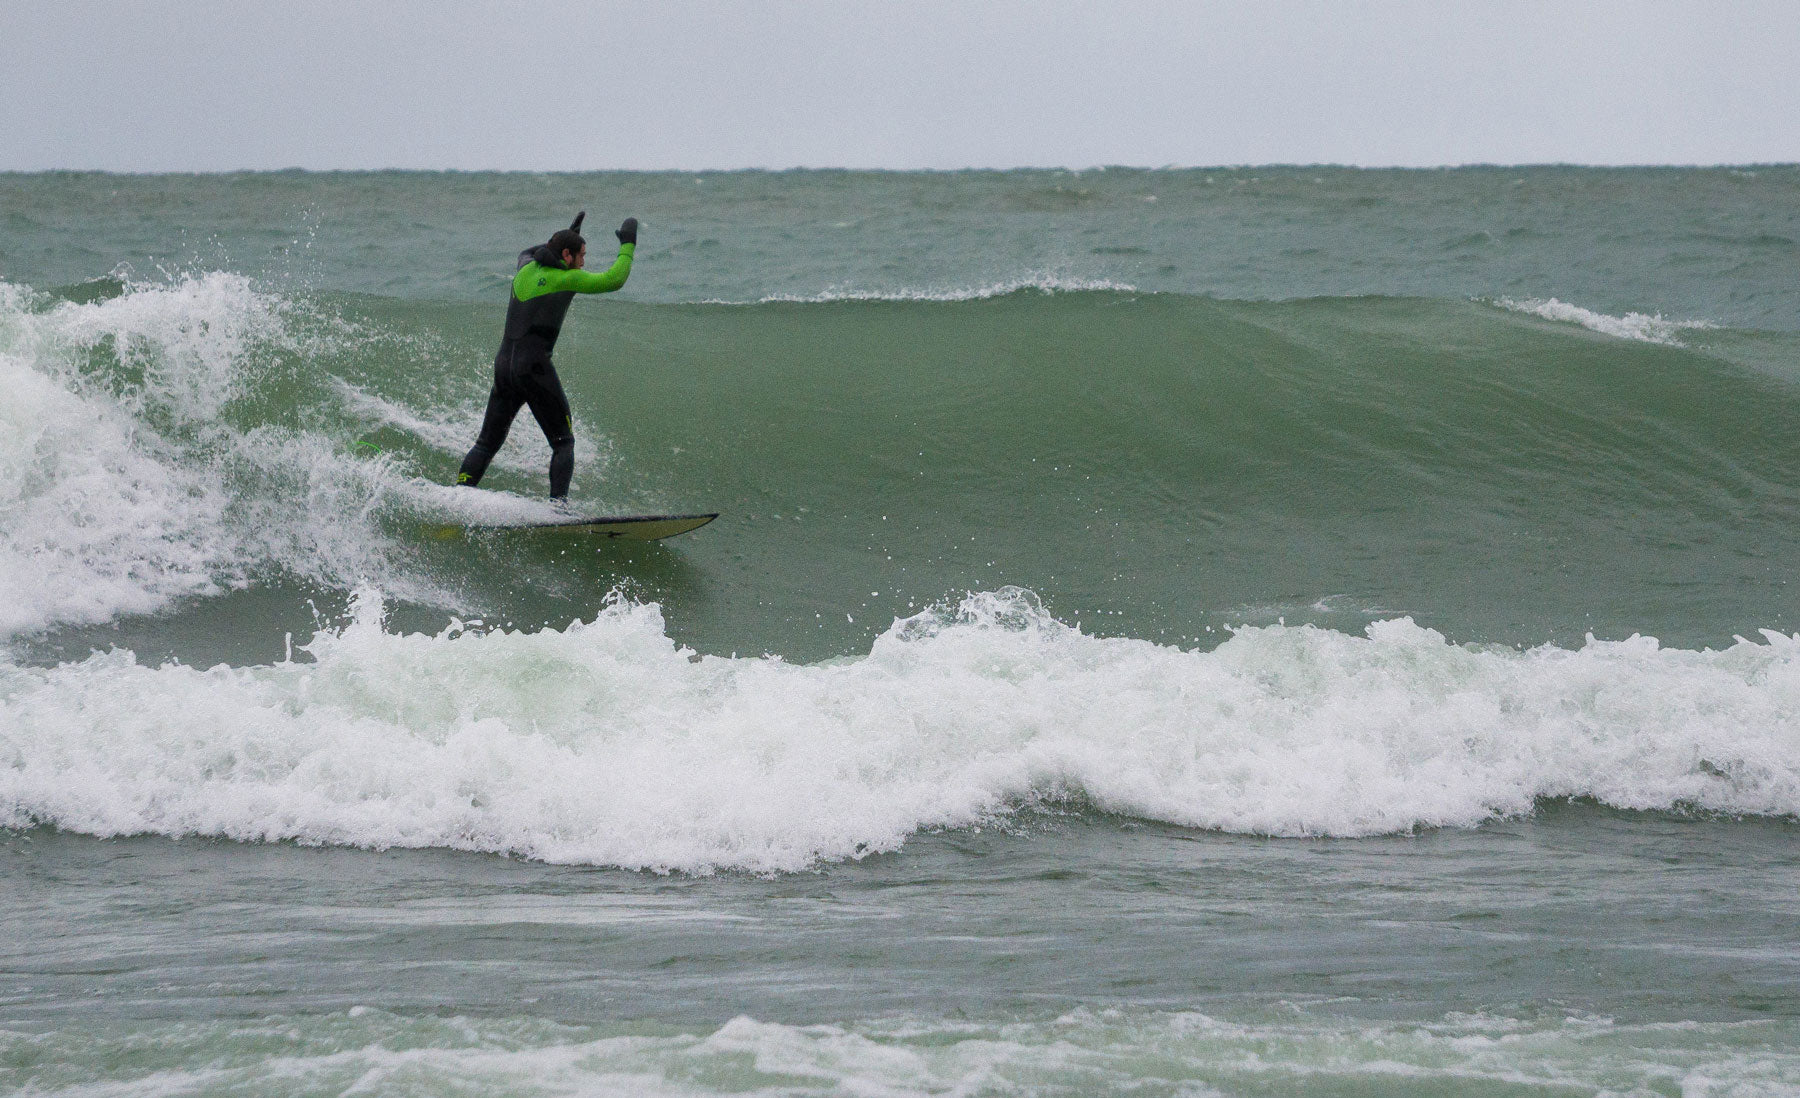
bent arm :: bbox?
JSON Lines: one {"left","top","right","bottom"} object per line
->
{"left": 548, "top": 243, "right": 635, "bottom": 294}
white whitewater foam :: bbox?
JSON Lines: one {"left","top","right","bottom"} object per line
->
{"left": 0, "top": 275, "right": 560, "bottom": 636}
{"left": 332, "top": 378, "right": 617, "bottom": 483}
{"left": 7, "top": 1006, "right": 1796, "bottom": 1096}
{"left": 4, "top": 587, "right": 1798, "bottom": 873}
{"left": 0, "top": 277, "right": 257, "bottom": 635}
{"left": 1496, "top": 297, "right": 1714, "bottom": 345}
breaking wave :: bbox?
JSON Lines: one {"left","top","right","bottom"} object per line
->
{"left": 5, "top": 587, "right": 1798, "bottom": 873}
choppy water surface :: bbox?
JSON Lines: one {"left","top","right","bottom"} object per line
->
{"left": 3, "top": 167, "right": 1799, "bottom": 1094}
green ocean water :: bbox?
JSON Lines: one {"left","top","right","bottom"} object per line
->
{"left": 3, "top": 167, "right": 1800, "bottom": 1095}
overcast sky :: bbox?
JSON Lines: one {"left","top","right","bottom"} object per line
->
{"left": 3, "top": 0, "right": 1796, "bottom": 171}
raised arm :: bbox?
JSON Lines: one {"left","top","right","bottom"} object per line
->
{"left": 552, "top": 245, "right": 633, "bottom": 294}
{"left": 545, "top": 217, "right": 638, "bottom": 294}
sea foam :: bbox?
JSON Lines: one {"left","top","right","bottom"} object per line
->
{"left": 0, "top": 275, "right": 559, "bottom": 636}
{"left": 4, "top": 588, "right": 1797, "bottom": 873}
{"left": 0, "top": 277, "right": 253, "bottom": 635}
{"left": 1496, "top": 296, "right": 1714, "bottom": 345}
{"left": 9, "top": 1006, "right": 1794, "bottom": 1096}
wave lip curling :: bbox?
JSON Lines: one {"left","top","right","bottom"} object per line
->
{"left": 1495, "top": 296, "right": 1715, "bottom": 345}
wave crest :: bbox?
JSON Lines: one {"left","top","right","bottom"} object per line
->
{"left": 1495, "top": 296, "right": 1714, "bottom": 345}
{"left": 718, "top": 274, "right": 1139, "bottom": 305}
{"left": 5, "top": 587, "right": 1798, "bottom": 873}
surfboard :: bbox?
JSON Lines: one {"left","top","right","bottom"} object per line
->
{"left": 429, "top": 513, "right": 718, "bottom": 541}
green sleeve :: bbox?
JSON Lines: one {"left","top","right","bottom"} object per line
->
{"left": 544, "top": 243, "right": 634, "bottom": 294}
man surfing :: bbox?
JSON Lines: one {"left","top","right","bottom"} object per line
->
{"left": 456, "top": 211, "right": 638, "bottom": 499}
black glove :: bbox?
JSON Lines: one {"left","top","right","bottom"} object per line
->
{"left": 569, "top": 211, "right": 586, "bottom": 233}
{"left": 616, "top": 217, "right": 638, "bottom": 246}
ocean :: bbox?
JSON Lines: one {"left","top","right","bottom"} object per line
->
{"left": 2, "top": 166, "right": 1798, "bottom": 1095}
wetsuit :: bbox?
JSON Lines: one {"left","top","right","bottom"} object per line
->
{"left": 456, "top": 239, "right": 634, "bottom": 497}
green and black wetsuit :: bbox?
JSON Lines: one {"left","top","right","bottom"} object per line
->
{"left": 456, "top": 240, "right": 634, "bottom": 497}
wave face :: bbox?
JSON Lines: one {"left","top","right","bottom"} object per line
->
{"left": 6, "top": 587, "right": 1799, "bottom": 872}
{"left": 5, "top": 273, "right": 1800, "bottom": 656}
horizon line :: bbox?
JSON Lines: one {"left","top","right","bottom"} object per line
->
{"left": 3, "top": 161, "right": 1797, "bottom": 177}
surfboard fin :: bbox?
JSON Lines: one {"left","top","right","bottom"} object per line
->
{"left": 570, "top": 210, "right": 586, "bottom": 233}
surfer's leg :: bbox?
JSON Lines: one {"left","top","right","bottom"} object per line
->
{"left": 546, "top": 438, "right": 574, "bottom": 500}
{"left": 522, "top": 368, "right": 576, "bottom": 499}
{"left": 457, "top": 383, "right": 525, "bottom": 487}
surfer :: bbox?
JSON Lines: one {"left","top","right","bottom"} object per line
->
{"left": 456, "top": 211, "right": 637, "bottom": 499}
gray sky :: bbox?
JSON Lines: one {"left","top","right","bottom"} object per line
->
{"left": 4, "top": 0, "right": 1797, "bottom": 171}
